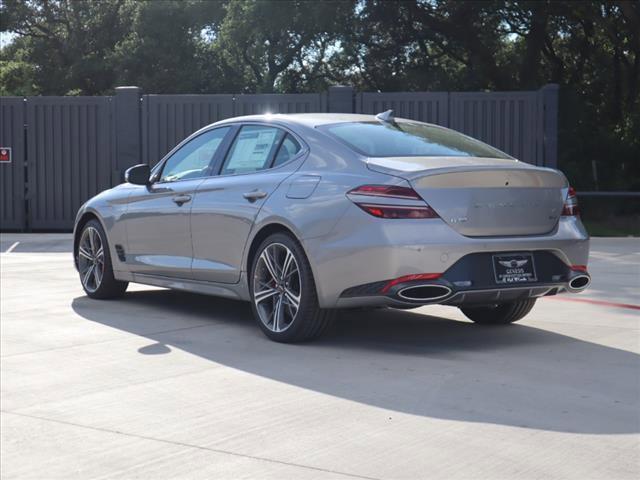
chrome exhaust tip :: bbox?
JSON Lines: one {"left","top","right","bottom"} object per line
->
{"left": 397, "top": 284, "right": 452, "bottom": 302}
{"left": 568, "top": 274, "right": 591, "bottom": 292}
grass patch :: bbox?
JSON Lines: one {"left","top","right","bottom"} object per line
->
{"left": 583, "top": 220, "right": 639, "bottom": 237}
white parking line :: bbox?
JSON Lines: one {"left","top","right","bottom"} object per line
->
{"left": 4, "top": 242, "right": 19, "bottom": 253}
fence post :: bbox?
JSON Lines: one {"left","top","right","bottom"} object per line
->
{"left": 327, "top": 86, "right": 355, "bottom": 113}
{"left": 114, "top": 86, "right": 142, "bottom": 183}
{"left": 540, "top": 83, "right": 559, "bottom": 169}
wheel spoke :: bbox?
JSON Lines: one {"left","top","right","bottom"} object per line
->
{"left": 260, "top": 250, "right": 279, "bottom": 283}
{"left": 281, "top": 250, "right": 294, "bottom": 281}
{"left": 95, "top": 245, "right": 104, "bottom": 261}
{"left": 82, "top": 264, "right": 94, "bottom": 287}
{"left": 283, "top": 288, "right": 300, "bottom": 310}
{"left": 283, "top": 265, "right": 298, "bottom": 281}
{"left": 79, "top": 262, "right": 92, "bottom": 277}
{"left": 273, "top": 295, "right": 283, "bottom": 332}
{"left": 78, "top": 246, "right": 93, "bottom": 261}
{"left": 93, "top": 262, "right": 103, "bottom": 286}
{"left": 88, "top": 228, "right": 97, "bottom": 254}
{"left": 254, "top": 288, "right": 279, "bottom": 304}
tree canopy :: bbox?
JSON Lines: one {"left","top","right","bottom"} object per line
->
{"left": 1, "top": 0, "right": 638, "bottom": 190}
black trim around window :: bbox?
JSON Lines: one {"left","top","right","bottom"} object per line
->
{"left": 212, "top": 123, "right": 307, "bottom": 178}
{"left": 150, "top": 121, "right": 309, "bottom": 184}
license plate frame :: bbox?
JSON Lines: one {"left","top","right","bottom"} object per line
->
{"left": 492, "top": 253, "right": 537, "bottom": 285}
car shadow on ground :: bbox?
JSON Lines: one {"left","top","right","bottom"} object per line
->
{"left": 72, "top": 289, "right": 640, "bottom": 435}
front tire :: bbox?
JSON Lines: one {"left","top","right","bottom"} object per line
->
{"left": 249, "top": 233, "right": 333, "bottom": 342}
{"left": 77, "top": 219, "right": 128, "bottom": 299}
{"left": 460, "top": 298, "right": 537, "bottom": 325}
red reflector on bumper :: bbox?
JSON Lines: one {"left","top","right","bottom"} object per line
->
{"left": 381, "top": 273, "right": 442, "bottom": 294}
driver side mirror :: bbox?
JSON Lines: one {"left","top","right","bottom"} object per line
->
{"left": 124, "top": 164, "right": 151, "bottom": 185}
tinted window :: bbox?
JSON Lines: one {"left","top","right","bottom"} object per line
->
{"left": 273, "top": 134, "right": 301, "bottom": 167}
{"left": 221, "top": 126, "right": 284, "bottom": 175}
{"left": 160, "top": 127, "right": 229, "bottom": 182}
{"left": 322, "top": 121, "right": 511, "bottom": 159}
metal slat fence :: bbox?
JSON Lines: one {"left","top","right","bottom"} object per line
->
{"left": 357, "top": 92, "right": 449, "bottom": 126}
{"left": 25, "top": 96, "right": 115, "bottom": 230}
{"left": 0, "top": 97, "right": 26, "bottom": 230}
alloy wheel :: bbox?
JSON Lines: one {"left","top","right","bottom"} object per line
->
{"left": 78, "top": 226, "right": 105, "bottom": 293}
{"left": 253, "top": 243, "right": 301, "bottom": 333}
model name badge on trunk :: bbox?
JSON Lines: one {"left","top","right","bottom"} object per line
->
{"left": 474, "top": 201, "right": 542, "bottom": 209}
{"left": 493, "top": 253, "right": 537, "bottom": 284}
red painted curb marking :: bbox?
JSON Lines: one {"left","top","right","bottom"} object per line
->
{"left": 547, "top": 296, "right": 640, "bottom": 311}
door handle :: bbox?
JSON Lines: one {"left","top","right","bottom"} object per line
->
{"left": 243, "top": 190, "right": 268, "bottom": 202}
{"left": 172, "top": 194, "right": 192, "bottom": 206}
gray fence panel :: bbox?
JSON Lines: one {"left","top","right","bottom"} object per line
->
{"left": 449, "top": 91, "right": 544, "bottom": 166}
{"left": 234, "top": 93, "right": 324, "bottom": 116}
{"left": 26, "top": 96, "right": 114, "bottom": 230}
{"left": 142, "top": 94, "right": 234, "bottom": 166}
{"left": 357, "top": 92, "right": 449, "bottom": 126}
{"left": 0, "top": 97, "right": 26, "bottom": 230}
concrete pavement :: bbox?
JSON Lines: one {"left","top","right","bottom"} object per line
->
{"left": 1, "top": 234, "right": 638, "bottom": 479}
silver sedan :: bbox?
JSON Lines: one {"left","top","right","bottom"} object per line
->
{"left": 73, "top": 112, "right": 590, "bottom": 342}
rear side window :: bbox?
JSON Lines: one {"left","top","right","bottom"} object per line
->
{"left": 273, "top": 134, "right": 301, "bottom": 167}
{"left": 321, "top": 121, "right": 511, "bottom": 159}
{"left": 221, "top": 125, "right": 284, "bottom": 175}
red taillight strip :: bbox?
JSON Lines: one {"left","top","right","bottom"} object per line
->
{"left": 356, "top": 203, "right": 439, "bottom": 219}
{"left": 381, "top": 273, "right": 442, "bottom": 294}
{"left": 348, "top": 185, "right": 422, "bottom": 200}
{"left": 570, "top": 265, "right": 588, "bottom": 272}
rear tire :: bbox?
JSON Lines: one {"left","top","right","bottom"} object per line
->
{"left": 460, "top": 298, "right": 537, "bottom": 325}
{"left": 249, "top": 232, "right": 334, "bottom": 343}
{"left": 77, "top": 219, "right": 128, "bottom": 299}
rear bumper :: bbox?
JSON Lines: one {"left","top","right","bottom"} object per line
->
{"left": 336, "top": 250, "right": 590, "bottom": 308}
{"left": 303, "top": 206, "right": 590, "bottom": 308}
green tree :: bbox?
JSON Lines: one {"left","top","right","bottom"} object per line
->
{"left": 213, "top": 0, "right": 355, "bottom": 93}
{"left": 113, "top": 0, "right": 226, "bottom": 94}
{"left": 0, "top": 0, "right": 134, "bottom": 95}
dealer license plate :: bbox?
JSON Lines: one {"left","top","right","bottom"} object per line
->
{"left": 492, "top": 253, "right": 537, "bottom": 284}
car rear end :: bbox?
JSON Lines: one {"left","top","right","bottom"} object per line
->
{"left": 306, "top": 118, "right": 590, "bottom": 310}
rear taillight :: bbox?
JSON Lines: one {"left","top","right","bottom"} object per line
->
{"left": 356, "top": 204, "right": 439, "bottom": 219}
{"left": 348, "top": 185, "right": 422, "bottom": 200}
{"left": 562, "top": 186, "right": 580, "bottom": 216}
{"left": 348, "top": 185, "right": 440, "bottom": 219}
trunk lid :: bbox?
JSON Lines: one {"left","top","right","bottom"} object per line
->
{"left": 367, "top": 156, "right": 567, "bottom": 237}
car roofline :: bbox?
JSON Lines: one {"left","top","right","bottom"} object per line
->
{"left": 208, "top": 113, "right": 442, "bottom": 129}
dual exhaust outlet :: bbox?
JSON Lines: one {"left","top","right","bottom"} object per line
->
{"left": 394, "top": 273, "right": 591, "bottom": 303}
{"left": 397, "top": 284, "right": 452, "bottom": 302}
{"left": 568, "top": 274, "right": 591, "bottom": 292}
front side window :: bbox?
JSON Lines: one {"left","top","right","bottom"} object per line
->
{"left": 321, "top": 121, "right": 512, "bottom": 159}
{"left": 160, "top": 127, "right": 230, "bottom": 182}
{"left": 220, "top": 125, "right": 285, "bottom": 175}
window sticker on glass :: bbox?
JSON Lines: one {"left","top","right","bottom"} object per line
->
{"left": 223, "top": 127, "right": 279, "bottom": 174}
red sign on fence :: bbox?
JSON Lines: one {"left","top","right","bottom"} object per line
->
{"left": 0, "top": 147, "right": 11, "bottom": 163}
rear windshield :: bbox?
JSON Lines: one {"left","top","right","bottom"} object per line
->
{"left": 321, "top": 121, "right": 512, "bottom": 159}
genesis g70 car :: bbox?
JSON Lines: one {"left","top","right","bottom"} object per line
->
{"left": 74, "top": 112, "right": 590, "bottom": 342}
